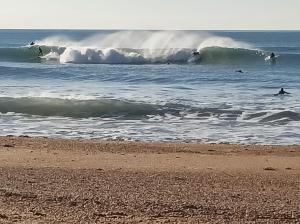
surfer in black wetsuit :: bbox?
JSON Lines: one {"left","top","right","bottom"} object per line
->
{"left": 38, "top": 47, "right": 43, "bottom": 56}
{"left": 270, "top": 52, "right": 275, "bottom": 59}
{"left": 275, "top": 88, "right": 290, "bottom": 96}
{"left": 268, "top": 52, "right": 277, "bottom": 65}
{"left": 235, "top": 70, "right": 243, "bottom": 73}
{"left": 192, "top": 51, "right": 200, "bottom": 56}
{"left": 30, "top": 42, "right": 35, "bottom": 46}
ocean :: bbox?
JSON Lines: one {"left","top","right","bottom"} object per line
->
{"left": 0, "top": 30, "right": 299, "bottom": 144}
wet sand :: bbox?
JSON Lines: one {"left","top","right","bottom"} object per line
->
{"left": 0, "top": 136, "right": 299, "bottom": 223}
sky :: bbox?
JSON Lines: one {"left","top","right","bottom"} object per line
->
{"left": 0, "top": 0, "right": 300, "bottom": 30}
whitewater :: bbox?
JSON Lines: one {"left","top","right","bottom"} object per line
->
{"left": 0, "top": 30, "right": 299, "bottom": 144}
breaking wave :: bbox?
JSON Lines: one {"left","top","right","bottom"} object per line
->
{"left": 0, "top": 31, "right": 299, "bottom": 65}
{"left": 0, "top": 31, "right": 276, "bottom": 65}
{"left": 0, "top": 97, "right": 243, "bottom": 119}
{"left": 0, "top": 97, "right": 162, "bottom": 118}
{"left": 260, "top": 111, "right": 300, "bottom": 122}
{"left": 0, "top": 45, "right": 272, "bottom": 65}
{"left": 243, "top": 111, "right": 300, "bottom": 124}
{"left": 0, "top": 97, "right": 298, "bottom": 124}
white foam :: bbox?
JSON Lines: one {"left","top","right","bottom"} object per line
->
{"left": 197, "top": 36, "right": 252, "bottom": 51}
{"left": 42, "top": 51, "right": 60, "bottom": 61}
{"left": 59, "top": 47, "right": 146, "bottom": 64}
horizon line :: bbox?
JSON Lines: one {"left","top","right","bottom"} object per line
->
{"left": 1, "top": 28, "right": 300, "bottom": 32}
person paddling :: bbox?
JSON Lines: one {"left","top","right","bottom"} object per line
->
{"left": 275, "top": 88, "right": 290, "bottom": 96}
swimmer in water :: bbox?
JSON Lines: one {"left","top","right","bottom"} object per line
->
{"left": 235, "top": 70, "right": 243, "bottom": 73}
{"left": 274, "top": 88, "right": 290, "bottom": 96}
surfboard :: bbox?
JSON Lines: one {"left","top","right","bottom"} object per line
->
{"left": 265, "top": 55, "right": 279, "bottom": 61}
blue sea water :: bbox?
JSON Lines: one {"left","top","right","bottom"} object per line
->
{"left": 0, "top": 30, "right": 299, "bottom": 144}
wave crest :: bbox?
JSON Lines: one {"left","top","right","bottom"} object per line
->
{"left": 0, "top": 97, "right": 242, "bottom": 119}
{"left": 0, "top": 45, "right": 267, "bottom": 65}
{"left": 0, "top": 97, "right": 161, "bottom": 118}
{"left": 0, "top": 97, "right": 298, "bottom": 125}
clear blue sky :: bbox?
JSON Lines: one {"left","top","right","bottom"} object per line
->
{"left": 1, "top": 0, "right": 300, "bottom": 29}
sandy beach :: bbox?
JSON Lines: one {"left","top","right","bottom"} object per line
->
{"left": 0, "top": 136, "right": 299, "bottom": 223}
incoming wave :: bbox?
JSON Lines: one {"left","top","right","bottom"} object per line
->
{"left": 0, "top": 97, "right": 163, "bottom": 118}
{"left": 0, "top": 45, "right": 268, "bottom": 65}
{"left": 0, "top": 97, "right": 298, "bottom": 124}
{"left": 0, "top": 31, "right": 276, "bottom": 65}
{"left": 0, "top": 97, "right": 243, "bottom": 119}
{"left": 0, "top": 47, "right": 45, "bottom": 63}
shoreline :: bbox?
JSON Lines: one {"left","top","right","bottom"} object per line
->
{"left": 2, "top": 135, "right": 300, "bottom": 150}
{"left": 0, "top": 136, "right": 299, "bottom": 223}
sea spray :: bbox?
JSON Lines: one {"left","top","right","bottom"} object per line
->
{"left": 33, "top": 31, "right": 261, "bottom": 64}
